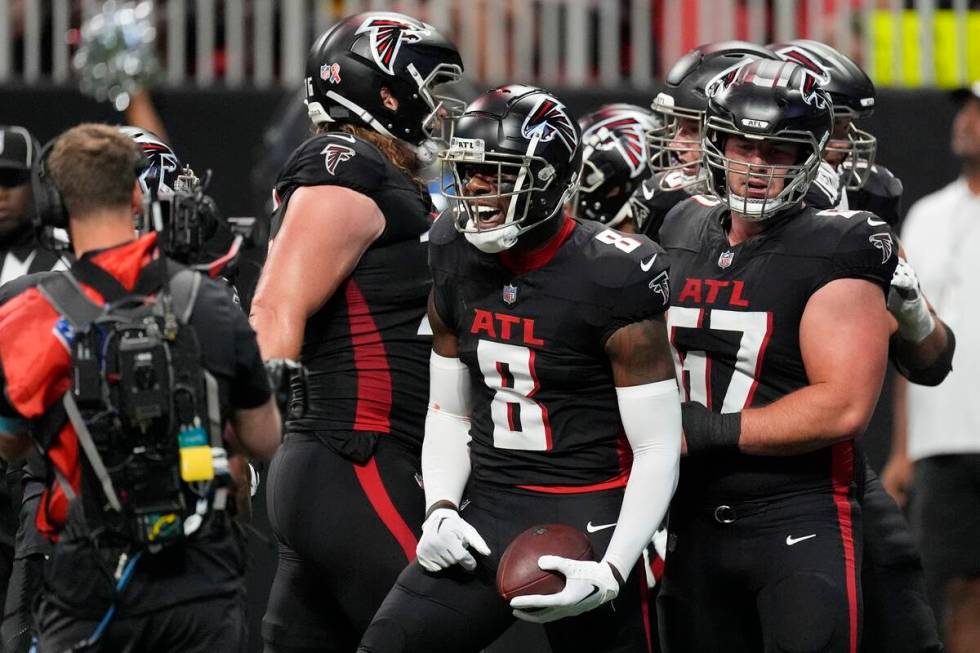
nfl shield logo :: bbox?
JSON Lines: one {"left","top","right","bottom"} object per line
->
{"left": 718, "top": 250, "right": 735, "bottom": 269}
{"left": 320, "top": 64, "right": 330, "bottom": 81}
{"left": 502, "top": 284, "right": 518, "bottom": 305}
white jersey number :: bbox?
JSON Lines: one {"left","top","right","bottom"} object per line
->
{"left": 476, "top": 340, "right": 551, "bottom": 451}
{"left": 666, "top": 308, "right": 772, "bottom": 413}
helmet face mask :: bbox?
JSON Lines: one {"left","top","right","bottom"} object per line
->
{"left": 702, "top": 58, "right": 832, "bottom": 223}
{"left": 704, "top": 125, "right": 822, "bottom": 222}
{"left": 648, "top": 94, "right": 709, "bottom": 192}
{"left": 442, "top": 142, "right": 562, "bottom": 253}
{"left": 440, "top": 86, "right": 582, "bottom": 254}
{"left": 827, "top": 120, "right": 877, "bottom": 190}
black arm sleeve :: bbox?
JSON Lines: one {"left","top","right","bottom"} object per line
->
{"left": 229, "top": 302, "right": 272, "bottom": 410}
{"left": 892, "top": 321, "right": 956, "bottom": 387}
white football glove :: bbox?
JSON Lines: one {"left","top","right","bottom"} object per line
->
{"left": 416, "top": 508, "right": 490, "bottom": 573}
{"left": 510, "top": 556, "right": 620, "bottom": 623}
{"left": 887, "top": 257, "right": 935, "bottom": 343}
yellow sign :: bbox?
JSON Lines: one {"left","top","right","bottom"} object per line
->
{"left": 871, "top": 10, "right": 979, "bottom": 88}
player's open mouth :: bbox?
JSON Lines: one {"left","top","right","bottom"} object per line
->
{"left": 472, "top": 204, "right": 504, "bottom": 228}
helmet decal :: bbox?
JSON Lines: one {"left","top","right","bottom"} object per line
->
{"left": 583, "top": 115, "right": 646, "bottom": 177}
{"left": 775, "top": 45, "right": 833, "bottom": 85}
{"left": 356, "top": 15, "right": 431, "bottom": 75}
{"left": 321, "top": 143, "right": 355, "bottom": 175}
{"left": 521, "top": 97, "right": 577, "bottom": 159}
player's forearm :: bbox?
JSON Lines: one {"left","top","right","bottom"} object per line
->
{"left": 889, "top": 374, "right": 909, "bottom": 460}
{"left": 249, "top": 302, "right": 305, "bottom": 361}
{"left": 603, "top": 381, "right": 681, "bottom": 578}
{"left": 890, "top": 318, "right": 954, "bottom": 386}
{"left": 738, "top": 382, "right": 877, "bottom": 455}
{"left": 421, "top": 351, "right": 474, "bottom": 511}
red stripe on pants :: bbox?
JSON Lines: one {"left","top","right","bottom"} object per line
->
{"left": 345, "top": 280, "right": 392, "bottom": 432}
{"left": 831, "top": 442, "right": 859, "bottom": 653}
{"left": 353, "top": 457, "right": 418, "bottom": 562}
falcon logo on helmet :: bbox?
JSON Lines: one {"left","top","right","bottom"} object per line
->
{"left": 356, "top": 15, "right": 431, "bottom": 75}
{"left": 585, "top": 116, "right": 647, "bottom": 177}
{"left": 869, "top": 232, "right": 894, "bottom": 264}
{"left": 775, "top": 45, "right": 833, "bottom": 86}
{"left": 522, "top": 97, "right": 577, "bottom": 159}
{"left": 322, "top": 143, "right": 355, "bottom": 175}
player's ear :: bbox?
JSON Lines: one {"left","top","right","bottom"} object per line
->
{"left": 380, "top": 86, "right": 399, "bottom": 112}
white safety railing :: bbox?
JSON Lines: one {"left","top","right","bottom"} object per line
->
{"left": 0, "top": 0, "right": 976, "bottom": 89}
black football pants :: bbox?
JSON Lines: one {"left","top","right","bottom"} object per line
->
{"left": 658, "top": 490, "right": 863, "bottom": 653}
{"left": 358, "top": 481, "right": 654, "bottom": 653}
{"left": 262, "top": 433, "right": 425, "bottom": 653}
{"left": 860, "top": 465, "right": 943, "bottom": 653}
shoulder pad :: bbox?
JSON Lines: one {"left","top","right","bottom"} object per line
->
{"left": 806, "top": 207, "right": 898, "bottom": 292}
{"left": 863, "top": 165, "right": 904, "bottom": 200}
{"left": 428, "top": 209, "right": 461, "bottom": 247}
{"left": 275, "top": 133, "right": 388, "bottom": 197}
{"left": 578, "top": 223, "right": 670, "bottom": 342}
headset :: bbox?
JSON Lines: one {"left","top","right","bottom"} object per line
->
{"left": 31, "top": 136, "right": 149, "bottom": 238}
{"left": 31, "top": 139, "right": 69, "bottom": 231}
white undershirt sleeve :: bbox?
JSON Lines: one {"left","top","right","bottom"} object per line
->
{"left": 601, "top": 379, "right": 682, "bottom": 579}
{"left": 421, "top": 351, "right": 474, "bottom": 511}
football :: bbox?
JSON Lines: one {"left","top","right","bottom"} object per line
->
{"left": 496, "top": 524, "right": 594, "bottom": 601}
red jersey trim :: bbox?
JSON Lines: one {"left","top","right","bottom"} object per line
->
{"left": 499, "top": 216, "right": 576, "bottom": 275}
{"left": 515, "top": 469, "right": 629, "bottom": 494}
{"left": 344, "top": 279, "right": 393, "bottom": 433}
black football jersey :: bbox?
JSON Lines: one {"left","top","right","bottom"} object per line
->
{"left": 660, "top": 196, "right": 898, "bottom": 502}
{"left": 272, "top": 133, "right": 433, "bottom": 449}
{"left": 628, "top": 172, "right": 690, "bottom": 241}
{"left": 429, "top": 214, "right": 671, "bottom": 489}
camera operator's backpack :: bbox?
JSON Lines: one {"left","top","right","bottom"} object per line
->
{"left": 36, "top": 258, "right": 228, "bottom": 549}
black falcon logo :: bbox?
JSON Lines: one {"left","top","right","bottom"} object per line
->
{"left": 522, "top": 97, "right": 578, "bottom": 159}
{"left": 356, "top": 15, "right": 430, "bottom": 75}
{"left": 321, "top": 144, "right": 355, "bottom": 175}
{"left": 869, "top": 232, "right": 894, "bottom": 264}
{"left": 585, "top": 116, "right": 647, "bottom": 177}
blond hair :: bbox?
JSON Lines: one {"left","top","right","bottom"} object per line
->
{"left": 48, "top": 123, "right": 142, "bottom": 216}
{"left": 316, "top": 124, "right": 424, "bottom": 186}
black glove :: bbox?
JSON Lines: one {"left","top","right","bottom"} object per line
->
{"left": 264, "top": 359, "right": 308, "bottom": 420}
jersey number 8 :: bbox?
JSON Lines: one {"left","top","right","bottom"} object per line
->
{"left": 476, "top": 340, "right": 552, "bottom": 451}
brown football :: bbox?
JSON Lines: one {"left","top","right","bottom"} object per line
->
{"left": 496, "top": 524, "right": 594, "bottom": 601}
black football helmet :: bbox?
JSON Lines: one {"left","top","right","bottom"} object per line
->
{"left": 770, "top": 39, "right": 877, "bottom": 190}
{"left": 118, "top": 126, "right": 181, "bottom": 197}
{"left": 702, "top": 58, "right": 832, "bottom": 222}
{"left": 570, "top": 104, "right": 660, "bottom": 226}
{"left": 305, "top": 12, "right": 464, "bottom": 148}
{"left": 649, "top": 41, "right": 779, "bottom": 193}
{"left": 441, "top": 85, "right": 582, "bottom": 253}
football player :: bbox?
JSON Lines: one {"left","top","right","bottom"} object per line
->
{"left": 569, "top": 103, "right": 660, "bottom": 233}
{"left": 769, "top": 40, "right": 902, "bottom": 225}
{"left": 358, "top": 85, "right": 681, "bottom": 653}
{"left": 639, "top": 41, "right": 779, "bottom": 238}
{"left": 657, "top": 59, "right": 896, "bottom": 653}
{"left": 248, "top": 12, "right": 465, "bottom": 651}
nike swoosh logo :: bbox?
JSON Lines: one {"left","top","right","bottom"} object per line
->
{"left": 641, "top": 183, "right": 657, "bottom": 201}
{"left": 640, "top": 254, "right": 658, "bottom": 272}
{"left": 867, "top": 217, "right": 887, "bottom": 226}
{"left": 586, "top": 521, "right": 616, "bottom": 533}
{"left": 785, "top": 534, "right": 817, "bottom": 546}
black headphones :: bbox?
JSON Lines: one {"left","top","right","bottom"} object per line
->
{"left": 31, "top": 135, "right": 150, "bottom": 232}
{"left": 31, "top": 138, "right": 69, "bottom": 230}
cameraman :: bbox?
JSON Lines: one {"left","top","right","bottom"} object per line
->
{"left": 0, "top": 124, "right": 280, "bottom": 652}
